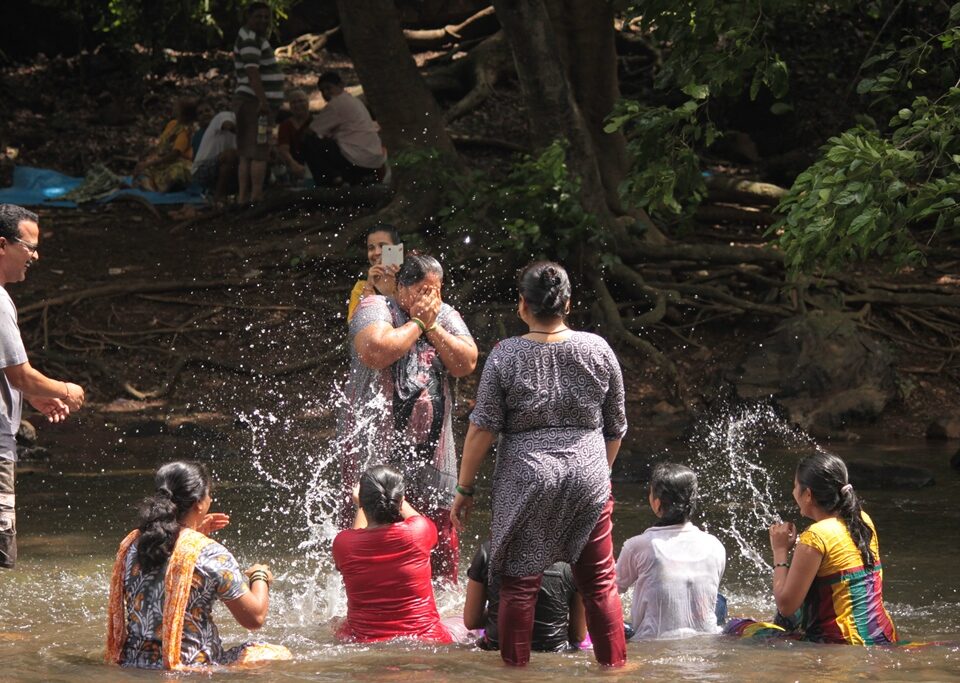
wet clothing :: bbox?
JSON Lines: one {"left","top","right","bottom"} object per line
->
{"left": 469, "top": 542, "right": 578, "bottom": 652}
{"left": 724, "top": 511, "right": 898, "bottom": 645}
{"left": 470, "top": 333, "right": 627, "bottom": 577}
{"left": 106, "top": 528, "right": 289, "bottom": 669}
{"left": 338, "top": 295, "right": 472, "bottom": 582}
{"left": 498, "top": 497, "right": 626, "bottom": 666}
{"left": 616, "top": 522, "right": 726, "bottom": 640}
{"left": 795, "top": 512, "right": 898, "bottom": 644}
{"left": 469, "top": 332, "right": 628, "bottom": 666}
{"left": 333, "top": 515, "right": 451, "bottom": 643}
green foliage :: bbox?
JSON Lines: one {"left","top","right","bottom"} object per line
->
{"left": 774, "top": 4, "right": 960, "bottom": 272}
{"left": 393, "top": 142, "right": 601, "bottom": 259}
{"left": 605, "top": 88, "right": 717, "bottom": 222}
{"left": 620, "top": 0, "right": 801, "bottom": 101}
{"left": 774, "top": 90, "right": 960, "bottom": 272}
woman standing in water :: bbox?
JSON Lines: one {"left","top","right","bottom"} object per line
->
{"left": 333, "top": 465, "right": 452, "bottom": 643}
{"left": 728, "top": 452, "right": 898, "bottom": 644}
{"left": 451, "top": 260, "right": 627, "bottom": 667}
{"left": 105, "top": 461, "right": 289, "bottom": 669}
{"left": 339, "top": 253, "right": 477, "bottom": 583}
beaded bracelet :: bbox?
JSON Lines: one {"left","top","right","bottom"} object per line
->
{"left": 773, "top": 562, "right": 790, "bottom": 570}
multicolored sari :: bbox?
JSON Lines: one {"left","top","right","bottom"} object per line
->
{"left": 105, "top": 528, "right": 290, "bottom": 670}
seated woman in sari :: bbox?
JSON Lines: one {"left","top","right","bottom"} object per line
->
{"left": 105, "top": 460, "right": 291, "bottom": 669}
{"left": 133, "top": 98, "right": 198, "bottom": 192}
{"left": 332, "top": 465, "right": 453, "bottom": 643}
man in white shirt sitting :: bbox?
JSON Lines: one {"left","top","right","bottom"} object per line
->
{"left": 301, "top": 71, "right": 386, "bottom": 186}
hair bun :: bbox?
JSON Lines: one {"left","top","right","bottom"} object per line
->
{"left": 541, "top": 266, "right": 561, "bottom": 288}
{"left": 156, "top": 486, "right": 173, "bottom": 498}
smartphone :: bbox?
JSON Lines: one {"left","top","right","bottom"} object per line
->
{"left": 381, "top": 243, "right": 404, "bottom": 268}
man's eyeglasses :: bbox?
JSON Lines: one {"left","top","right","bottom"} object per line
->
{"left": 10, "top": 237, "right": 39, "bottom": 254}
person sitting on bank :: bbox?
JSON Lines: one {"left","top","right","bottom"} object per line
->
{"left": 332, "top": 465, "right": 453, "bottom": 643}
{"left": 105, "top": 461, "right": 291, "bottom": 669}
{"left": 301, "top": 71, "right": 386, "bottom": 187}
{"left": 615, "top": 463, "right": 727, "bottom": 640}
{"left": 465, "top": 540, "right": 587, "bottom": 652}
{"left": 191, "top": 111, "right": 239, "bottom": 202}
{"left": 133, "top": 98, "right": 198, "bottom": 193}
{"left": 276, "top": 89, "right": 313, "bottom": 183}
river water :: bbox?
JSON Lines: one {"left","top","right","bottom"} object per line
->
{"left": 1, "top": 432, "right": 959, "bottom": 681}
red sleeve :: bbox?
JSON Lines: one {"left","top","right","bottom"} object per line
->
{"left": 404, "top": 516, "right": 437, "bottom": 554}
{"left": 277, "top": 120, "right": 294, "bottom": 147}
{"left": 332, "top": 530, "right": 350, "bottom": 571}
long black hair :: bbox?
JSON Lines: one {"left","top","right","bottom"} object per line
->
{"left": 796, "top": 452, "right": 875, "bottom": 568}
{"left": 650, "top": 462, "right": 698, "bottom": 526}
{"left": 136, "top": 461, "right": 211, "bottom": 572}
{"left": 358, "top": 465, "right": 405, "bottom": 525}
{"left": 518, "top": 260, "right": 571, "bottom": 319}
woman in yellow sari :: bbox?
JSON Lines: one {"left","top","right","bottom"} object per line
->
{"left": 133, "top": 99, "right": 198, "bottom": 192}
{"left": 105, "top": 460, "right": 290, "bottom": 669}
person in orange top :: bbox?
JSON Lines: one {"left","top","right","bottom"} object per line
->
{"left": 134, "top": 98, "right": 198, "bottom": 192}
{"left": 105, "top": 461, "right": 290, "bottom": 669}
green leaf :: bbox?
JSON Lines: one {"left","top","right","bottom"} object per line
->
{"left": 770, "top": 102, "right": 793, "bottom": 115}
{"left": 682, "top": 83, "right": 710, "bottom": 100}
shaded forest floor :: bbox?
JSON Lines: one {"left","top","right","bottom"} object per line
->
{"left": 2, "top": 43, "right": 959, "bottom": 470}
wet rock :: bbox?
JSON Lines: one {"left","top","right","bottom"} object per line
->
{"left": 926, "top": 415, "right": 960, "bottom": 440}
{"left": 846, "top": 460, "right": 935, "bottom": 489}
{"left": 17, "top": 445, "right": 51, "bottom": 462}
{"left": 16, "top": 419, "right": 37, "bottom": 445}
{"left": 123, "top": 419, "right": 167, "bottom": 437}
{"left": 733, "top": 312, "right": 897, "bottom": 431}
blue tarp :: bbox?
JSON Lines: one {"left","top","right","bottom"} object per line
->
{"left": 0, "top": 166, "right": 207, "bottom": 208}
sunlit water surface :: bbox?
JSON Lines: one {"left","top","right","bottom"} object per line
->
{"left": 1, "top": 408, "right": 959, "bottom": 682}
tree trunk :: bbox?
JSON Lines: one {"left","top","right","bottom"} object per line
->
{"left": 491, "top": 0, "right": 616, "bottom": 236}
{"left": 335, "top": 0, "right": 461, "bottom": 231}
{"left": 545, "top": 0, "right": 629, "bottom": 213}
{"left": 336, "top": 0, "right": 458, "bottom": 158}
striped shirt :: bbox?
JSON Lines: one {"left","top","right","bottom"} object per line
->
{"left": 797, "top": 512, "right": 898, "bottom": 645}
{"left": 233, "top": 26, "right": 284, "bottom": 101}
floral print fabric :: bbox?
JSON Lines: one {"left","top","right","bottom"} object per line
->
{"left": 119, "top": 538, "right": 248, "bottom": 668}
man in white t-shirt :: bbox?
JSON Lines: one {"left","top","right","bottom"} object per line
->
{"left": 0, "top": 204, "right": 85, "bottom": 569}
{"left": 301, "top": 71, "right": 386, "bottom": 186}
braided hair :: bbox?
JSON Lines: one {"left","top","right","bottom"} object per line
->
{"left": 796, "top": 452, "right": 875, "bottom": 568}
{"left": 358, "top": 465, "right": 405, "bottom": 525}
{"left": 136, "top": 461, "right": 210, "bottom": 572}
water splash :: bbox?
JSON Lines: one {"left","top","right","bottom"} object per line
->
{"left": 688, "top": 403, "right": 828, "bottom": 588}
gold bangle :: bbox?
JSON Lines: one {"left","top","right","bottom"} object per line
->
{"left": 410, "top": 317, "right": 426, "bottom": 333}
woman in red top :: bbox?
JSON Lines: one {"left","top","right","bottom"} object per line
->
{"left": 332, "top": 465, "right": 452, "bottom": 643}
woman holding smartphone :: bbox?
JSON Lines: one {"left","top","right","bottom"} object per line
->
{"left": 347, "top": 223, "right": 401, "bottom": 322}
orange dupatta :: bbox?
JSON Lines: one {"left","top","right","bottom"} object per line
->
{"left": 105, "top": 527, "right": 215, "bottom": 669}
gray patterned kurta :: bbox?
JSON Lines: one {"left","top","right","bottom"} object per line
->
{"left": 470, "top": 332, "right": 627, "bottom": 577}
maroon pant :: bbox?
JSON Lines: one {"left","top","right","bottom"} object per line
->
{"left": 498, "top": 496, "right": 625, "bottom": 666}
